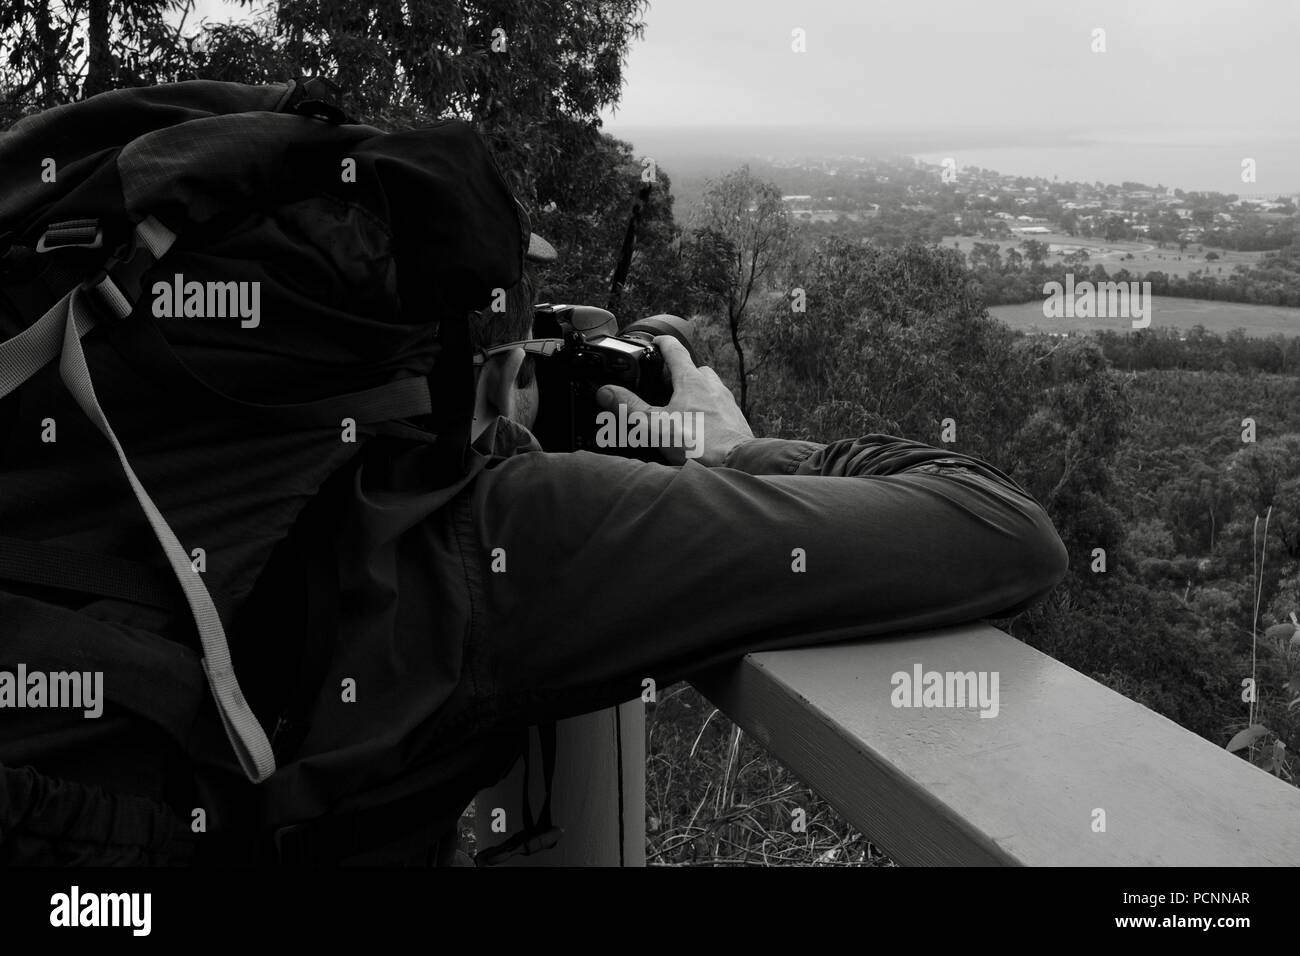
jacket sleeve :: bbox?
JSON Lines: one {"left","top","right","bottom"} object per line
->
{"left": 464, "top": 433, "right": 1069, "bottom": 721}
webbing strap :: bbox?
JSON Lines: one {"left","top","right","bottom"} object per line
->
{"left": 0, "top": 273, "right": 97, "bottom": 397}
{"left": 0, "top": 216, "right": 179, "bottom": 398}
{"left": 0, "top": 216, "right": 276, "bottom": 783}
{"left": 532, "top": 721, "right": 557, "bottom": 832}
{"left": 474, "top": 723, "right": 563, "bottom": 866}
{"left": 134, "top": 214, "right": 174, "bottom": 258}
{"left": 0, "top": 535, "right": 178, "bottom": 610}
{"left": 107, "top": 312, "right": 435, "bottom": 429}
{"left": 56, "top": 286, "right": 275, "bottom": 781}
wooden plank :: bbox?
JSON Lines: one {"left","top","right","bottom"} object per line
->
{"left": 694, "top": 623, "right": 1300, "bottom": 866}
{"left": 475, "top": 701, "right": 645, "bottom": 866}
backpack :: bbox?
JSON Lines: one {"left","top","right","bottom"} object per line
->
{"left": 0, "top": 78, "right": 541, "bottom": 864}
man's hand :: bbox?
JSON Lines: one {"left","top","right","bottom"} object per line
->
{"left": 595, "top": 336, "right": 755, "bottom": 467}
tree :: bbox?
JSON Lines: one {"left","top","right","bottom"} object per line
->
{"left": 4, "top": 0, "right": 652, "bottom": 219}
{"left": 1011, "top": 337, "right": 1130, "bottom": 561}
{"left": 970, "top": 241, "right": 1002, "bottom": 273}
{"left": 1195, "top": 463, "right": 1234, "bottom": 553}
{"left": 188, "top": 2, "right": 671, "bottom": 319}
{"left": 1225, "top": 434, "right": 1300, "bottom": 519}
{"left": 187, "top": 0, "right": 649, "bottom": 211}
{"left": 692, "top": 166, "right": 791, "bottom": 416}
{"left": 686, "top": 227, "right": 736, "bottom": 314}
{"left": 3, "top": 0, "right": 675, "bottom": 322}
{"left": 1021, "top": 239, "right": 1049, "bottom": 267}
{"left": 85, "top": 0, "right": 111, "bottom": 96}
{"left": 515, "top": 128, "right": 685, "bottom": 320}
{"left": 1, "top": 0, "right": 186, "bottom": 121}
{"left": 2, "top": 0, "right": 79, "bottom": 114}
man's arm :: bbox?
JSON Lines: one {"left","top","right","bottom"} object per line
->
{"left": 466, "top": 427, "right": 1068, "bottom": 723}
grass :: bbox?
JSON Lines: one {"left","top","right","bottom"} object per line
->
{"left": 454, "top": 681, "right": 894, "bottom": 868}
{"left": 988, "top": 295, "right": 1300, "bottom": 336}
{"left": 645, "top": 683, "right": 895, "bottom": 866}
{"left": 454, "top": 682, "right": 894, "bottom": 866}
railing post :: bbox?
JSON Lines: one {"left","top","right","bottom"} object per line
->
{"left": 474, "top": 701, "right": 645, "bottom": 866}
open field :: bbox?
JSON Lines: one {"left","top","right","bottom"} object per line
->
{"left": 989, "top": 295, "right": 1300, "bottom": 336}
{"left": 943, "top": 233, "right": 1268, "bottom": 279}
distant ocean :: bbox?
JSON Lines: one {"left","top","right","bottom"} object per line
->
{"left": 609, "top": 126, "right": 1300, "bottom": 197}
{"left": 912, "top": 135, "right": 1300, "bottom": 196}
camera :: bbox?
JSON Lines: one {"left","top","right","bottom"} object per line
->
{"left": 528, "top": 304, "right": 699, "bottom": 455}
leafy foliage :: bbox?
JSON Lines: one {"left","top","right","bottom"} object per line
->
{"left": 688, "top": 166, "right": 792, "bottom": 413}
{"left": 216, "top": 0, "right": 647, "bottom": 209}
{"left": 0, "top": 0, "right": 185, "bottom": 122}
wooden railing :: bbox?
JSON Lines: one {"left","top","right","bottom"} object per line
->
{"left": 479, "top": 622, "right": 1300, "bottom": 865}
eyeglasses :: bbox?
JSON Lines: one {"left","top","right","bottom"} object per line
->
{"left": 471, "top": 337, "right": 565, "bottom": 367}
{"left": 473, "top": 337, "right": 565, "bottom": 389}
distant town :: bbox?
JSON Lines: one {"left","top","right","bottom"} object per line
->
{"left": 759, "top": 155, "right": 1297, "bottom": 251}
{"left": 665, "top": 151, "right": 1300, "bottom": 315}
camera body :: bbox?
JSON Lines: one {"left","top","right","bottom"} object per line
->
{"left": 529, "top": 303, "right": 697, "bottom": 455}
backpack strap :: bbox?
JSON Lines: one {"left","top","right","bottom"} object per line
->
{"left": 268, "top": 467, "right": 346, "bottom": 763}
{"left": 0, "top": 218, "right": 275, "bottom": 783}
{"left": 16, "top": 214, "right": 434, "bottom": 434}
{"left": 0, "top": 536, "right": 177, "bottom": 609}
{"left": 74, "top": 218, "right": 435, "bottom": 432}
{"left": 474, "top": 722, "right": 564, "bottom": 866}
{"left": 101, "top": 309, "right": 435, "bottom": 431}
{"left": 531, "top": 721, "right": 559, "bottom": 837}
{"left": 264, "top": 789, "right": 463, "bottom": 866}
{"left": 1, "top": 213, "right": 451, "bottom": 783}
{"left": 0, "top": 536, "right": 237, "bottom": 623}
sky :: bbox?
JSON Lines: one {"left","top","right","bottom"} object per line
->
{"left": 183, "top": 0, "right": 1298, "bottom": 136}
{"left": 601, "top": 0, "right": 1299, "bottom": 138}
{"left": 184, "top": 0, "right": 251, "bottom": 27}
{"left": 179, "top": 0, "right": 1300, "bottom": 164}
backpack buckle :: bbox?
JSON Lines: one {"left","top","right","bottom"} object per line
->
{"left": 36, "top": 220, "right": 104, "bottom": 252}
{"left": 78, "top": 234, "right": 157, "bottom": 322}
{"left": 286, "top": 76, "right": 349, "bottom": 124}
{"left": 271, "top": 822, "right": 314, "bottom": 865}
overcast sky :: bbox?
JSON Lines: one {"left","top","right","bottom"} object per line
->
{"left": 186, "top": 0, "right": 1297, "bottom": 141}
{"left": 603, "top": 0, "right": 1298, "bottom": 137}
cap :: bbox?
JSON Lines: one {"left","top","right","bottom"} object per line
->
{"left": 526, "top": 232, "right": 558, "bottom": 263}
{"left": 514, "top": 197, "right": 558, "bottom": 265}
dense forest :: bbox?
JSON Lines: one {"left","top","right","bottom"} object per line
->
{"left": 3, "top": 0, "right": 1298, "bottom": 865}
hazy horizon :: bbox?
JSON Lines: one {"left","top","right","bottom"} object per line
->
{"left": 182, "top": 0, "right": 1300, "bottom": 194}
{"left": 598, "top": 0, "right": 1300, "bottom": 194}
{"left": 599, "top": 125, "right": 1300, "bottom": 196}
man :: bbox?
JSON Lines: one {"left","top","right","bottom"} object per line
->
{"left": 0, "top": 157, "right": 1065, "bottom": 867}
{"left": 0, "top": 231, "right": 1067, "bottom": 866}
{"left": 453, "top": 240, "right": 1068, "bottom": 745}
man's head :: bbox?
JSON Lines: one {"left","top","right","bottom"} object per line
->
{"left": 469, "top": 261, "right": 539, "bottom": 439}
{"left": 468, "top": 227, "right": 557, "bottom": 441}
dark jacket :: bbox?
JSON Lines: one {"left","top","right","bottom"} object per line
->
{"left": 0, "top": 413, "right": 1068, "bottom": 863}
